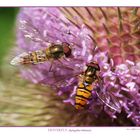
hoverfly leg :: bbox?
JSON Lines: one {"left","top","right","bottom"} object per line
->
{"left": 48, "top": 60, "right": 54, "bottom": 72}
{"left": 57, "top": 59, "right": 74, "bottom": 70}
{"left": 77, "top": 74, "right": 84, "bottom": 82}
{"left": 57, "top": 59, "right": 63, "bottom": 65}
{"left": 88, "top": 95, "right": 93, "bottom": 101}
{"left": 63, "top": 57, "right": 69, "bottom": 62}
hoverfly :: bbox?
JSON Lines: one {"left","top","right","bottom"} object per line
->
{"left": 10, "top": 42, "right": 71, "bottom": 66}
{"left": 11, "top": 20, "right": 73, "bottom": 69}
{"left": 75, "top": 61, "right": 121, "bottom": 113}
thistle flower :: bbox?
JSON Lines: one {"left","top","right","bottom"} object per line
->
{"left": 11, "top": 7, "right": 140, "bottom": 126}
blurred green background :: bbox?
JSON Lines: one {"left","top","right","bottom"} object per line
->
{"left": 0, "top": 8, "right": 72, "bottom": 126}
{"left": 0, "top": 8, "right": 19, "bottom": 66}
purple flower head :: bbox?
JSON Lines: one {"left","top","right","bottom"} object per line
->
{"left": 16, "top": 8, "right": 94, "bottom": 85}
{"left": 13, "top": 7, "right": 140, "bottom": 126}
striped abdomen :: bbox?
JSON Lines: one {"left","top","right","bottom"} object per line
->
{"left": 21, "top": 45, "right": 64, "bottom": 65}
{"left": 75, "top": 82, "right": 93, "bottom": 110}
{"left": 21, "top": 49, "right": 49, "bottom": 65}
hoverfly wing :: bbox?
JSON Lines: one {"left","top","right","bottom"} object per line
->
{"left": 96, "top": 90, "right": 121, "bottom": 113}
{"left": 10, "top": 52, "right": 29, "bottom": 66}
{"left": 38, "top": 71, "right": 80, "bottom": 88}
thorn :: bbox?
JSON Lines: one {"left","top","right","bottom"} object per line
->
{"left": 132, "top": 30, "right": 140, "bottom": 36}
{"left": 132, "top": 8, "right": 138, "bottom": 15}
{"left": 85, "top": 22, "right": 96, "bottom": 34}
{"left": 117, "top": 7, "right": 123, "bottom": 33}
{"left": 99, "top": 8, "right": 108, "bottom": 21}
{"left": 117, "top": 7, "right": 122, "bottom": 20}
{"left": 133, "top": 20, "right": 140, "bottom": 32}
{"left": 107, "top": 38, "right": 111, "bottom": 46}
{"left": 66, "top": 17, "right": 80, "bottom": 29}
{"left": 72, "top": 7, "right": 96, "bottom": 30}
{"left": 60, "top": 8, "right": 81, "bottom": 29}
{"left": 72, "top": 7, "right": 85, "bottom": 20}
{"left": 134, "top": 40, "right": 140, "bottom": 46}
{"left": 60, "top": 7, "right": 73, "bottom": 18}
{"left": 100, "top": 23, "right": 111, "bottom": 46}
{"left": 103, "top": 23, "right": 110, "bottom": 35}
{"left": 85, "top": 7, "right": 97, "bottom": 21}
{"left": 88, "top": 34, "right": 97, "bottom": 46}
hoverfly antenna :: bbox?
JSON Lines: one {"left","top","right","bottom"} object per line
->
{"left": 62, "top": 42, "right": 72, "bottom": 57}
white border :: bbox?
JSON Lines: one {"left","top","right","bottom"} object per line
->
{"left": 0, "top": 0, "right": 140, "bottom": 6}
{"left": 0, "top": 127, "right": 140, "bottom": 140}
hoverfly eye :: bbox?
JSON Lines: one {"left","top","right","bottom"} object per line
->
{"left": 86, "top": 62, "right": 100, "bottom": 71}
{"left": 63, "top": 42, "right": 71, "bottom": 57}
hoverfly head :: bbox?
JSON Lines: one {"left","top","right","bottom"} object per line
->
{"left": 86, "top": 61, "right": 100, "bottom": 71}
{"left": 62, "top": 42, "right": 72, "bottom": 57}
